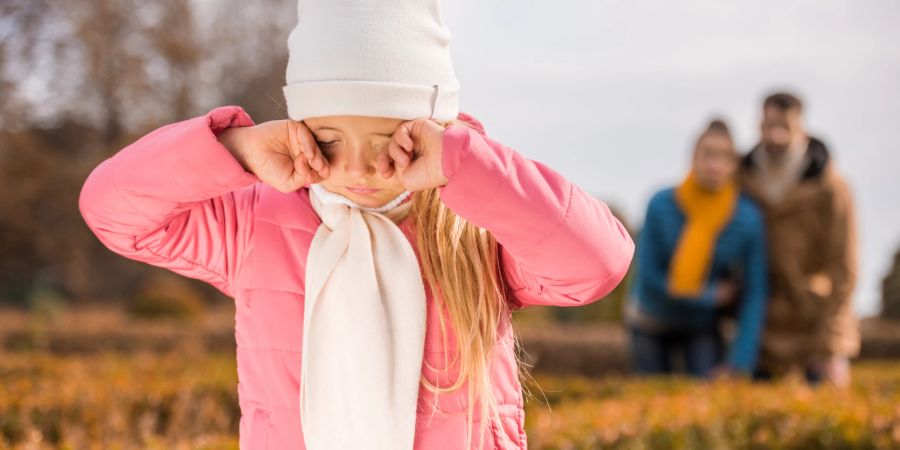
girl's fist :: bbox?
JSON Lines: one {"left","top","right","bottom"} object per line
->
{"left": 376, "top": 118, "right": 449, "bottom": 191}
{"left": 218, "top": 120, "right": 330, "bottom": 193}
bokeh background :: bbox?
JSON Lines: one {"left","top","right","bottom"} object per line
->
{"left": 1, "top": 1, "right": 899, "bottom": 449}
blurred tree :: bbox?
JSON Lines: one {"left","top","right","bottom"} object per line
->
{"left": 0, "top": 120, "right": 101, "bottom": 301}
{"left": 882, "top": 249, "right": 900, "bottom": 319}
{"left": 201, "top": 0, "right": 297, "bottom": 121}
{"left": 0, "top": 0, "right": 294, "bottom": 305}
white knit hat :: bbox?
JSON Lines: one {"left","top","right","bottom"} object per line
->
{"left": 282, "top": 0, "right": 460, "bottom": 122}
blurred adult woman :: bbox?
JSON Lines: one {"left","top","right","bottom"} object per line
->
{"left": 626, "top": 119, "right": 768, "bottom": 378}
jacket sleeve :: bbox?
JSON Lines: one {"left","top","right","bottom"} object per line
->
{"left": 78, "top": 105, "right": 261, "bottom": 298}
{"left": 636, "top": 192, "right": 719, "bottom": 307}
{"left": 726, "top": 208, "right": 768, "bottom": 374}
{"left": 437, "top": 113, "right": 635, "bottom": 310}
{"left": 814, "top": 176, "right": 859, "bottom": 357}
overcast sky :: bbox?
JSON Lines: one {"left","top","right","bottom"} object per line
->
{"left": 441, "top": 0, "right": 900, "bottom": 317}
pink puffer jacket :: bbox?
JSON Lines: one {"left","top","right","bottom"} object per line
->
{"left": 78, "top": 105, "right": 634, "bottom": 449}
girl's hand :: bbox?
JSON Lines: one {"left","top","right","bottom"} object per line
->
{"left": 218, "top": 120, "right": 330, "bottom": 193}
{"left": 376, "top": 118, "right": 450, "bottom": 191}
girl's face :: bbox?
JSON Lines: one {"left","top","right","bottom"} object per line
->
{"left": 302, "top": 115, "right": 408, "bottom": 208}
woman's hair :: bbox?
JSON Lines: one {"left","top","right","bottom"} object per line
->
{"left": 695, "top": 118, "right": 734, "bottom": 150}
{"left": 410, "top": 119, "right": 536, "bottom": 448}
{"left": 706, "top": 118, "right": 731, "bottom": 135}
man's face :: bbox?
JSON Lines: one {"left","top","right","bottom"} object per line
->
{"left": 760, "top": 106, "right": 806, "bottom": 161}
{"left": 302, "top": 115, "right": 407, "bottom": 208}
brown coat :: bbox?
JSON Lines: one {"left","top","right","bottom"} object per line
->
{"left": 739, "top": 138, "right": 859, "bottom": 374}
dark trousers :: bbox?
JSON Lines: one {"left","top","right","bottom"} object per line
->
{"left": 752, "top": 366, "right": 824, "bottom": 385}
{"left": 629, "top": 326, "right": 723, "bottom": 378}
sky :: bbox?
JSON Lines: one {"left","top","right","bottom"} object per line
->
{"left": 441, "top": 0, "right": 900, "bottom": 317}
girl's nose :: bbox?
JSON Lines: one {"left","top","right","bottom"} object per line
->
{"left": 343, "top": 146, "right": 376, "bottom": 179}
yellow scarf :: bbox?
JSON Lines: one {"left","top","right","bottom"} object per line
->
{"left": 668, "top": 171, "right": 739, "bottom": 298}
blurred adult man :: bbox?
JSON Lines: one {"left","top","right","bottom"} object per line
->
{"left": 739, "top": 92, "right": 859, "bottom": 386}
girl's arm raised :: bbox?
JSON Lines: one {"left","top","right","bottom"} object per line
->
{"left": 438, "top": 114, "right": 635, "bottom": 309}
{"left": 78, "top": 106, "right": 260, "bottom": 297}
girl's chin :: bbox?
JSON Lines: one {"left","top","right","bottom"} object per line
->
{"left": 317, "top": 183, "right": 404, "bottom": 207}
{"left": 342, "top": 188, "right": 403, "bottom": 207}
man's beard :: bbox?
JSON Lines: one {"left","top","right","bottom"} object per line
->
{"left": 763, "top": 144, "right": 790, "bottom": 163}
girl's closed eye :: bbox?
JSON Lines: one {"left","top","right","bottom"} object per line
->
{"left": 315, "top": 140, "right": 337, "bottom": 159}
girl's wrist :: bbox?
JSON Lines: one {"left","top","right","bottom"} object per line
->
{"left": 218, "top": 127, "right": 252, "bottom": 172}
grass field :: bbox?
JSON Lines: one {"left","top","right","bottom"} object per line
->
{"left": 1, "top": 349, "right": 899, "bottom": 450}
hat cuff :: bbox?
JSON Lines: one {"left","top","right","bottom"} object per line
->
{"left": 283, "top": 80, "right": 459, "bottom": 122}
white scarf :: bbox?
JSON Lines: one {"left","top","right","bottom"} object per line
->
{"left": 754, "top": 137, "right": 810, "bottom": 204}
{"left": 300, "top": 183, "right": 426, "bottom": 450}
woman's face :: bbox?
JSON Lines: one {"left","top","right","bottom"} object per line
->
{"left": 302, "top": 115, "right": 408, "bottom": 208}
{"left": 692, "top": 133, "right": 738, "bottom": 190}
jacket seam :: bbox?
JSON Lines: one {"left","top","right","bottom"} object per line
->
{"left": 232, "top": 183, "right": 260, "bottom": 291}
{"left": 236, "top": 285, "right": 304, "bottom": 295}
{"left": 143, "top": 245, "right": 231, "bottom": 293}
{"left": 110, "top": 165, "right": 233, "bottom": 293}
{"left": 236, "top": 344, "right": 302, "bottom": 353}
{"left": 446, "top": 130, "right": 514, "bottom": 221}
{"left": 504, "top": 180, "right": 574, "bottom": 257}
{"left": 442, "top": 124, "right": 473, "bottom": 182}
{"left": 254, "top": 216, "right": 316, "bottom": 231}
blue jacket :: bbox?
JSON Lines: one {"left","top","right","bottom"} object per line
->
{"left": 630, "top": 187, "right": 768, "bottom": 373}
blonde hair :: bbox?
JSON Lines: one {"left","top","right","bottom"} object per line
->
{"left": 409, "top": 118, "right": 537, "bottom": 448}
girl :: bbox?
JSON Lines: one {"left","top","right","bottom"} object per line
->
{"left": 625, "top": 119, "right": 768, "bottom": 379}
{"left": 78, "top": 0, "right": 634, "bottom": 448}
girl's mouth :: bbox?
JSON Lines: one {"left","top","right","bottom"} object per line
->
{"left": 346, "top": 186, "right": 382, "bottom": 195}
